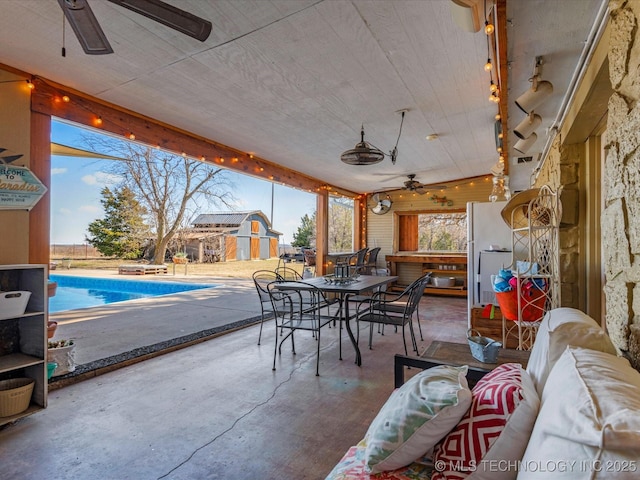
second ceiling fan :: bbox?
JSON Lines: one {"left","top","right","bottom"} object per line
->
{"left": 58, "top": 0, "right": 212, "bottom": 55}
{"left": 401, "top": 174, "right": 447, "bottom": 195}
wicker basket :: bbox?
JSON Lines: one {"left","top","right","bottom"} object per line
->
{"left": 467, "top": 329, "right": 502, "bottom": 363}
{"left": 0, "top": 378, "right": 35, "bottom": 417}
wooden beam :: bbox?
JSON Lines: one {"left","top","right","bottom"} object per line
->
{"left": 29, "top": 77, "right": 358, "bottom": 198}
{"left": 496, "top": 0, "right": 509, "bottom": 173}
{"left": 28, "top": 110, "right": 51, "bottom": 265}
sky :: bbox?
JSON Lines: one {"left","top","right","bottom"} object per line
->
{"left": 50, "top": 120, "right": 317, "bottom": 246}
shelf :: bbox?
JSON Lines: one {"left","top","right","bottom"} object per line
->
{"left": 0, "top": 404, "right": 44, "bottom": 427}
{"left": 0, "top": 265, "right": 48, "bottom": 425}
{"left": 0, "top": 311, "right": 44, "bottom": 322}
{"left": 424, "top": 286, "right": 467, "bottom": 297}
{"left": 0, "top": 353, "right": 44, "bottom": 374}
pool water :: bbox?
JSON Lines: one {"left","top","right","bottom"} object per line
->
{"left": 49, "top": 275, "right": 217, "bottom": 313}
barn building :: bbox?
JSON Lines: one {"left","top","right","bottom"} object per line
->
{"left": 183, "top": 211, "right": 281, "bottom": 262}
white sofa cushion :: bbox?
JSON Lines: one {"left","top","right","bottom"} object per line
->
{"left": 518, "top": 346, "right": 640, "bottom": 479}
{"left": 363, "top": 365, "right": 472, "bottom": 474}
{"left": 432, "top": 363, "right": 539, "bottom": 480}
{"left": 526, "top": 308, "right": 616, "bottom": 395}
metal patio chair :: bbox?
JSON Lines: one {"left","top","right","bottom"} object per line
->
{"left": 267, "top": 281, "right": 340, "bottom": 376}
{"left": 354, "top": 273, "right": 431, "bottom": 355}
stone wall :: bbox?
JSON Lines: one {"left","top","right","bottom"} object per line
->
{"left": 603, "top": 0, "right": 640, "bottom": 367}
{"left": 534, "top": 138, "right": 581, "bottom": 310}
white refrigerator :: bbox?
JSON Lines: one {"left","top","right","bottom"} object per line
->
{"left": 467, "top": 201, "right": 512, "bottom": 324}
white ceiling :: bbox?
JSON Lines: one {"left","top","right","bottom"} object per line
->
{"left": 0, "top": 0, "right": 606, "bottom": 194}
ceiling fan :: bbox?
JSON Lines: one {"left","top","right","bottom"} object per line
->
{"left": 401, "top": 174, "right": 448, "bottom": 195}
{"left": 402, "top": 174, "right": 428, "bottom": 195}
{"left": 369, "top": 193, "right": 393, "bottom": 215}
{"left": 58, "top": 0, "right": 212, "bottom": 55}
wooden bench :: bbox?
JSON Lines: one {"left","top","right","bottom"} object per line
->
{"left": 118, "top": 264, "right": 168, "bottom": 275}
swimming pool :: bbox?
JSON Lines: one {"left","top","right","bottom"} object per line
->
{"left": 49, "top": 275, "right": 217, "bottom": 313}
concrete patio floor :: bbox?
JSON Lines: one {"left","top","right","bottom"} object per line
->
{"left": 0, "top": 270, "right": 469, "bottom": 479}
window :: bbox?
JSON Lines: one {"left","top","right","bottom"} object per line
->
{"left": 328, "top": 196, "right": 353, "bottom": 252}
{"left": 397, "top": 211, "right": 467, "bottom": 252}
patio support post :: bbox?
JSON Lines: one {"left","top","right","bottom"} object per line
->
{"left": 316, "top": 191, "right": 329, "bottom": 276}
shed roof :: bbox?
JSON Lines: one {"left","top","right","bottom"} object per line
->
{"left": 192, "top": 210, "right": 282, "bottom": 235}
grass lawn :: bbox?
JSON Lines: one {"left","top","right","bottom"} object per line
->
{"left": 50, "top": 257, "right": 306, "bottom": 279}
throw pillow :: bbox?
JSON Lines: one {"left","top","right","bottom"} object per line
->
{"left": 432, "top": 363, "right": 539, "bottom": 480}
{"left": 526, "top": 308, "right": 617, "bottom": 395}
{"left": 519, "top": 346, "right": 640, "bottom": 480}
{"left": 364, "top": 365, "right": 472, "bottom": 474}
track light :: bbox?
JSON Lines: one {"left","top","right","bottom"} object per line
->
{"left": 514, "top": 112, "right": 542, "bottom": 139}
{"left": 514, "top": 132, "right": 538, "bottom": 154}
{"left": 515, "top": 57, "right": 553, "bottom": 114}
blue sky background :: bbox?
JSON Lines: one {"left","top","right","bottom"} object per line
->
{"left": 50, "top": 120, "right": 317, "bottom": 246}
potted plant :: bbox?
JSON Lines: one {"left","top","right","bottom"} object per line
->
{"left": 172, "top": 252, "right": 188, "bottom": 264}
{"left": 47, "top": 339, "right": 76, "bottom": 376}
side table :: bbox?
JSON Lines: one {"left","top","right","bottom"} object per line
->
{"left": 394, "top": 340, "right": 531, "bottom": 388}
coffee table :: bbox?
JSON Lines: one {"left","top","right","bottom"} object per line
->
{"left": 394, "top": 340, "right": 531, "bottom": 387}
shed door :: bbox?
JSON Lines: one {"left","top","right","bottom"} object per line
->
{"left": 250, "top": 237, "right": 260, "bottom": 259}
{"left": 270, "top": 238, "right": 278, "bottom": 258}
{"left": 226, "top": 236, "right": 237, "bottom": 261}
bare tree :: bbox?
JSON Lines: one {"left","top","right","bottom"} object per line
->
{"left": 83, "top": 135, "right": 235, "bottom": 264}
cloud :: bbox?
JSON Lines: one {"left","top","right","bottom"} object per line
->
{"left": 51, "top": 168, "right": 67, "bottom": 175}
{"left": 58, "top": 208, "right": 72, "bottom": 216}
{"left": 82, "top": 171, "right": 121, "bottom": 186}
{"left": 79, "top": 205, "right": 100, "bottom": 213}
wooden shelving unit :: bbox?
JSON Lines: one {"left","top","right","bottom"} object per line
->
{"left": 0, "top": 264, "right": 48, "bottom": 426}
{"left": 386, "top": 254, "right": 467, "bottom": 297}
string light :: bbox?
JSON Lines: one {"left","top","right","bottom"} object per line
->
{"left": 94, "top": 116, "right": 102, "bottom": 126}
{"left": 128, "top": 133, "right": 135, "bottom": 140}
{"left": 484, "top": 58, "right": 492, "bottom": 72}
{"left": 62, "top": 95, "right": 70, "bottom": 102}
{"left": 26, "top": 79, "right": 35, "bottom": 90}
{"left": 484, "top": 21, "right": 494, "bottom": 36}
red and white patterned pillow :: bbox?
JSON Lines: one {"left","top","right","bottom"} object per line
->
{"left": 432, "top": 363, "right": 539, "bottom": 480}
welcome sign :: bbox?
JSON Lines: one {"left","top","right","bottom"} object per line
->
{"left": 0, "top": 165, "right": 47, "bottom": 211}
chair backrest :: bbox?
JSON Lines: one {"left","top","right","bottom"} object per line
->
{"left": 366, "top": 247, "right": 381, "bottom": 267}
{"left": 303, "top": 249, "right": 316, "bottom": 266}
{"left": 404, "top": 273, "right": 433, "bottom": 316}
{"left": 253, "top": 270, "right": 280, "bottom": 302}
{"left": 267, "top": 280, "right": 327, "bottom": 318}
{"left": 353, "top": 247, "right": 368, "bottom": 266}
{"left": 275, "top": 266, "right": 303, "bottom": 281}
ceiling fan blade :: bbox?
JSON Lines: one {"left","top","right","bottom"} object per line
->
{"left": 58, "top": 0, "right": 114, "bottom": 55}
{"left": 108, "top": 0, "right": 212, "bottom": 42}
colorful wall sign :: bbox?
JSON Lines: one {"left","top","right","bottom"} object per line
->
{"left": 0, "top": 165, "right": 47, "bottom": 211}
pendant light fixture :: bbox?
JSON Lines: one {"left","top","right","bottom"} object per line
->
{"left": 341, "top": 110, "right": 407, "bottom": 166}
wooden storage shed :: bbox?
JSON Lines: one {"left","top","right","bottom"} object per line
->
{"left": 187, "top": 211, "right": 281, "bottom": 262}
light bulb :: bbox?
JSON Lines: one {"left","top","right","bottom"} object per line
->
{"left": 62, "top": 95, "right": 70, "bottom": 102}
{"left": 484, "top": 59, "right": 492, "bottom": 72}
{"left": 484, "top": 22, "right": 494, "bottom": 35}
{"left": 26, "top": 80, "right": 34, "bottom": 90}
{"left": 95, "top": 116, "right": 102, "bottom": 125}
{"left": 495, "top": 113, "right": 501, "bottom": 121}
{"left": 490, "top": 81, "right": 498, "bottom": 93}
{"left": 128, "top": 133, "right": 135, "bottom": 140}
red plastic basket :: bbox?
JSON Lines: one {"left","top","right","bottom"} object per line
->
{"left": 495, "top": 287, "right": 547, "bottom": 322}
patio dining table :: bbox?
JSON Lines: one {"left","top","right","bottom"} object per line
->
{"left": 275, "top": 274, "right": 398, "bottom": 366}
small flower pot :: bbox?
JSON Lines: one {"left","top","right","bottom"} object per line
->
{"left": 47, "top": 321, "right": 58, "bottom": 339}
